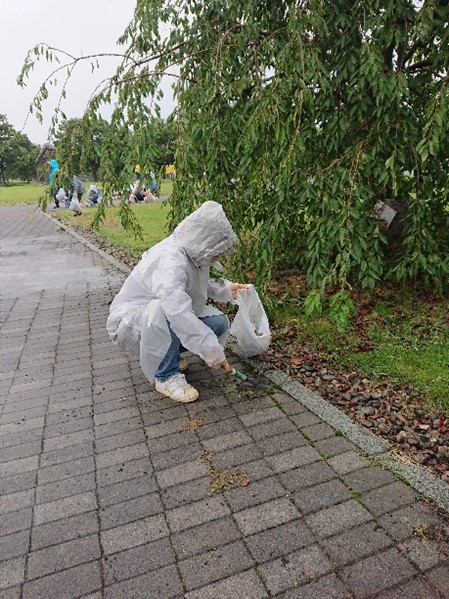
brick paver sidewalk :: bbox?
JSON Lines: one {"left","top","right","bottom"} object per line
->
{"left": 1, "top": 205, "right": 448, "bottom": 599}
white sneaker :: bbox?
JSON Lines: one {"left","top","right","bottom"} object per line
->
{"left": 155, "top": 373, "right": 199, "bottom": 403}
{"left": 179, "top": 357, "right": 189, "bottom": 372}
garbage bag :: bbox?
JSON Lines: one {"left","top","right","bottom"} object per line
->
{"left": 70, "top": 194, "right": 81, "bottom": 211}
{"left": 230, "top": 285, "right": 271, "bottom": 356}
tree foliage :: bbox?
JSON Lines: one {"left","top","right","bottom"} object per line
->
{"left": 0, "top": 114, "right": 39, "bottom": 185}
{"left": 19, "top": 0, "right": 449, "bottom": 301}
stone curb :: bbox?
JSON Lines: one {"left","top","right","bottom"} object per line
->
{"left": 43, "top": 211, "right": 449, "bottom": 515}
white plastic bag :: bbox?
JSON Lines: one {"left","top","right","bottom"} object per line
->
{"left": 230, "top": 285, "right": 271, "bottom": 356}
{"left": 56, "top": 188, "right": 66, "bottom": 202}
{"left": 70, "top": 193, "right": 81, "bottom": 211}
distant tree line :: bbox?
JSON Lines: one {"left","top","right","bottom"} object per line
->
{"left": 0, "top": 114, "right": 39, "bottom": 185}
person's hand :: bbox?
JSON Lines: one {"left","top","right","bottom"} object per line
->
{"left": 231, "top": 283, "right": 250, "bottom": 299}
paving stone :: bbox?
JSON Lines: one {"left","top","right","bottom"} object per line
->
{"left": 377, "top": 504, "right": 443, "bottom": 542}
{"left": 98, "top": 474, "right": 158, "bottom": 508}
{"left": 152, "top": 441, "right": 204, "bottom": 471}
{"left": 375, "top": 577, "right": 440, "bottom": 598}
{"left": 280, "top": 573, "right": 352, "bottom": 598}
{"left": 27, "top": 534, "right": 101, "bottom": 579}
{"left": 202, "top": 430, "right": 253, "bottom": 453}
{"left": 178, "top": 540, "right": 254, "bottom": 592}
{"left": 300, "top": 422, "right": 336, "bottom": 441}
{"left": 278, "top": 461, "right": 336, "bottom": 492}
{"left": 426, "top": 565, "right": 449, "bottom": 598}
{"left": 258, "top": 544, "right": 332, "bottom": 596}
{"left": 314, "top": 436, "right": 356, "bottom": 456}
{"left": 0, "top": 584, "right": 21, "bottom": 598}
{"left": 211, "top": 444, "right": 263, "bottom": 470}
{"left": 145, "top": 417, "right": 190, "bottom": 440}
{"left": 156, "top": 459, "right": 207, "bottom": 489}
{"left": 0, "top": 455, "right": 39, "bottom": 478}
{"left": 239, "top": 406, "right": 284, "bottom": 427}
{"left": 399, "top": 536, "right": 447, "bottom": 571}
{"left": 328, "top": 451, "right": 370, "bottom": 475}
{"left": 343, "top": 465, "right": 397, "bottom": 492}
{"left": 247, "top": 417, "right": 298, "bottom": 441}
{"left": 103, "top": 537, "right": 176, "bottom": 585}
{"left": 100, "top": 493, "right": 163, "bottom": 530}
{"left": 255, "top": 431, "right": 309, "bottom": 457}
{"left": 22, "top": 561, "right": 102, "bottom": 599}
{"left": 95, "top": 429, "right": 146, "bottom": 454}
{"left": 195, "top": 417, "right": 245, "bottom": 441}
{"left": 95, "top": 443, "right": 149, "bottom": 470}
{"left": 95, "top": 417, "right": 142, "bottom": 439}
{"left": 147, "top": 429, "right": 198, "bottom": 453}
{"left": 93, "top": 406, "right": 140, "bottom": 427}
{"left": 36, "top": 472, "right": 96, "bottom": 504}
{"left": 42, "top": 429, "right": 94, "bottom": 453}
{"left": 245, "top": 519, "right": 315, "bottom": 563}
{"left": 321, "top": 521, "right": 392, "bottom": 566}
{"left": 224, "top": 476, "right": 286, "bottom": 511}
{"left": 0, "top": 406, "right": 47, "bottom": 425}
{"left": 289, "top": 411, "right": 322, "bottom": 428}
{"left": 184, "top": 569, "right": 267, "bottom": 599}
{"left": 305, "top": 499, "right": 373, "bottom": 538}
{"left": 0, "top": 508, "right": 32, "bottom": 536}
{"left": 40, "top": 442, "right": 94, "bottom": 468}
{"left": 0, "top": 488, "right": 34, "bottom": 515}
{"left": 172, "top": 516, "right": 242, "bottom": 560}
{"left": 33, "top": 491, "right": 97, "bottom": 525}
{"left": 234, "top": 497, "right": 301, "bottom": 536}
{"left": 167, "top": 496, "right": 231, "bottom": 534}
{"left": 104, "top": 563, "right": 183, "bottom": 599}
{"left": 362, "top": 481, "right": 418, "bottom": 516}
{"left": 160, "top": 476, "right": 210, "bottom": 510}
{"left": 0, "top": 529, "right": 30, "bottom": 561}
{"left": 340, "top": 547, "right": 416, "bottom": 598}
{"left": 37, "top": 456, "right": 95, "bottom": 485}
{"left": 0, "top": 556, "right": 25, "bottom": 590}
{"left": 142, "top": 404, "right": 189, "bottom": 426}
{"left": 96, "top": 457, "right": 153, "bottom": 487}
{"left": 44, "top": 416, "right": 93, "bottom": 439}
{"left": 293, "top": 478, "right": 352, "bottom": 515}
{"left": 101, "top": 514, "right": 169, "bottom": 555}
{"left": 264, "top": 446, "right": 321, "bottom": 473}
{"left": 31, "top": 511, "right": 99, "bottom": 551}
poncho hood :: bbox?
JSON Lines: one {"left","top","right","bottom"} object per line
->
{"left": 172, "top": 201, "right": 237, "bottom": 267}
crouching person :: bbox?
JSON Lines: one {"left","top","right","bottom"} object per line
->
{"left": 106, "top": 201, "right": 248, "bottom": 402}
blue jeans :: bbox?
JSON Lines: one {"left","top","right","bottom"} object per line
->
{"left": 155, "top": 314, "right": 229, "bottom": 382}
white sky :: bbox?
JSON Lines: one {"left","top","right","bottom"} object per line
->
{"left": 1, "top": 0, "right": 176, "bottom": 145}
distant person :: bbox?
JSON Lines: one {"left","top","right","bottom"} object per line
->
{"left": 72, "top": 176, "right": 85, "bottom": 204}
{"left": 48, "top": 158, "right": 59, "bottom": 185}
{"left": 87, "top": 185, "right": 102, "bottom": 206}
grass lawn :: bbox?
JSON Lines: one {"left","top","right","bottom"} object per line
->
{"left": 270, "top": 278, "right": 449, "bottom": 414}
{"left": 0, "top": 183, "right": 46, "bottom": 205}
{"left": 60, "top": 202, "right": 170, "bottom": 256}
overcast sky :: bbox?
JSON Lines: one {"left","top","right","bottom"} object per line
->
{"left": 1, "top": 0, "right": 175, "bottom": 145}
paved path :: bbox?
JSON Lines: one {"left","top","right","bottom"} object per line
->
{"left": 0, "top": 205, "right": 448, "bottom": 599}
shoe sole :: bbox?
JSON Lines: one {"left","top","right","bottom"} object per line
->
{"left": 155, "top": 386, "right": 199, "bottom": 403}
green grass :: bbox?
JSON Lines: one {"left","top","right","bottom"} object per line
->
{"left": 0, "top": 183, "right": 46, "bottom": 205}
{"left": 271, "top": 281, "right": 449, "bottom": 414}
{"left": 61, "top": 202, "right": 170, "bottom": 255}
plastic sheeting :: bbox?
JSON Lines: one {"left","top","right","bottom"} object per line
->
{"left": 107, "top": 201, "right": 237, "bottom": 383}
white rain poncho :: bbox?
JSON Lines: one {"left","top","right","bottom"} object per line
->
{"left": 107, "top": 201, "right": 237, "bottom": 383}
